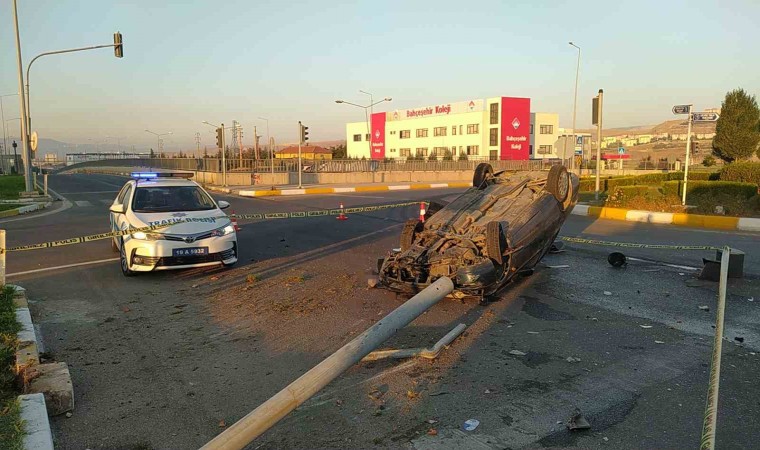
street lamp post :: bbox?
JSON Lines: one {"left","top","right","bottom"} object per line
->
{"left": 11, "top": 0, "right": 33, "bottom": 192}
{"left": 144, "top": 129, "right": 172, "bottom": 157}
{"left": 257, "top": 117, "right": 273, "bottom": 189}
{"left": 569, "top": 42, "right": 581, "bottom": 173}
{"left": 335, "top": 97, "right": 392, "bottom": 159}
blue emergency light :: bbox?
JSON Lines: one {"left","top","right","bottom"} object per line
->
{"left": 130, "top": 172, "right": 193, "bottom": 179}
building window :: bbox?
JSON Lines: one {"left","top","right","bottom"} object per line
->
{"left": 489, "top": 128, "right": 498, "bottom": 146}
{"left": 529, "top": 145, "right": 533, "bottom": 154}
{"left": 538, "top": 145, "right": 553, "bottom": 154}
{"left": 467, "top": 124, "right": 479, "bottom": 134}
{"left": 416, "top": 128, "right": 428, "bottom": 138}
{"left": 466, "top": 145, "right": 479, "bottom": 155}
{"left": 530, "top": 124, "right": 534, "bottom": 135}
{"left": 400, "top": 130, "right": 410, "bottom": 139}
{"left": 452, "top": 146, "right": 458, "bottom": 154}
{"left": 365, "top": 134, "right": 370, "bottom": 141}
{"left": 353, "top": 134, "right": 361, "bottom": 142}
{"left": 459, "top": 125, "right": 463, "bottom": 135}
{"left": 415, "top": 147, "right": 428, "bottom": 157}
{"left": 434, "top": 127, "right": 447, "bottom": 137}
{"left": 489, "top": 103, "right": 498, "bottom": 125}
{"left": 390, "top": 130, "right": 396, "bottom": 135}
{"left": 400, "top": 148, "right": 411, "bottom": 157}
{"left": 540, "top": 125, "right": 553, "bottom": 134}
{"left": 390, "top": 148, "right": 396, "bottom": 153}
{"left": 432, "top": 147, "right": 448, "bottom": 156}
{"left": 452, "top": 126, "right": 457, "bottom": 136}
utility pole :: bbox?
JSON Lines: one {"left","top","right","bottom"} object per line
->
{"left": 195, "top": 132, "right": 201, "bottom": 157}
{"left": 594, "top": 89, "right": 604, "bottom": 201}
{"left": 297, "top": 121, "right": 303, "bottom": 189}
{"left": 11, "top": 0, "right": 32, "bottom": 192}
{"left": 682, "top": 105, "right": 693, "bottom": 206}
{"left": 253, "top": 125, "right": 259, "bottom": 160}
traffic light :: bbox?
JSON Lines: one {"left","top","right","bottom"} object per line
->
{"left": 216, "top": 127, "right": 223, "bottom": 149}
{"left": 299, "top": 121, "right": 309, "bottom": 144}
{"left": 113, "top": 32, "right": 123, "bottom": 58}
{"left": 691, "top": 141, "right": 700, "bottom": 153}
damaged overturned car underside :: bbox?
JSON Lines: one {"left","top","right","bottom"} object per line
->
{"left": 378, "top": 163, "right": 579, "bottom": 301}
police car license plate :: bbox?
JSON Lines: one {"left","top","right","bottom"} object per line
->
{"left": 173, "top": 247, "right": 208, "bottom": 257}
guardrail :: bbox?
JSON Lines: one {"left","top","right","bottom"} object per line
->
{"left": 58, "top": 157, "right": 567, "bottom": 174}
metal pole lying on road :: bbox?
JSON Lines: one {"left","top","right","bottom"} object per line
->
{"left": 699, "top": 247, "right": 730, "bottom": 450}
{"left": 201, "top": 277, "right": 455, "bottom": 450}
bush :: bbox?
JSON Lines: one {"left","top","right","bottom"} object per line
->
{"left": 458, "top": 153, "right": 468, "bottom": 161}
{"left": 662, "top": 180, "right": 758, "bottom": 199}
{"left": 605, "top": 186, "right": 681, "bottom": 212}
{"left": 719, "top": 161, "right": 760, "bottom": 186}
{"left": 606, "top": 177, "right": 636, "bottom": 191}
{"left": 702, "top": 155, "right": 717, "bottom": 167}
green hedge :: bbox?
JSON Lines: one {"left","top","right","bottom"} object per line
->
{"left": 614, "top": 185, "right": 652, "bottom": 196}
{"left": 578, "top": 171, "right": 720, "bottom": 192}
{"left": 719, "top": 162, "right": 760, "bottom": 186}
{"left": 662, "top": 180, "right": 758, "bottom": 198}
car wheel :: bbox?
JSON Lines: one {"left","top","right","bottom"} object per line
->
{"left": 546, "top": 165, "right": 569, "bottom": 203}
{"left": 119, "top": 239, "right": 135, "bottom": 277}
{"left": 485, "top": 221, "right": 506, "bottom": 265}
{"left": 111, "top": 238, "right": 119, "bottom": 253}
{"left": 400, "top": 219, "right": 421, "bottom": 251}
{"left": 473, "top": 163, "right": 494, "bottom": 190}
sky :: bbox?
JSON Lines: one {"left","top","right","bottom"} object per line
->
{"left": 0, "top": 0, "right": 758, "bottom": 152}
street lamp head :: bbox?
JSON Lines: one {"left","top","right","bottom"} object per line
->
{"left": 384, "top": 97, "right": 392, "bottom": 101}
{"left": 335, "top": 100, "right": 344, "bottom": 104}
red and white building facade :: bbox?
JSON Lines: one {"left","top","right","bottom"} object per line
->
{"left": 345, "top": 96, "right": 559, "bottom": 161}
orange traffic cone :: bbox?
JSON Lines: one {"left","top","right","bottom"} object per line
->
{"left": 419, "top": 202, "right": 426, "bottom": 223}
{"left": 231, "top": 210, "right": 241, "bottom": 231}
{"left": 336, "top": 202, "right": 348, "bottom": 221}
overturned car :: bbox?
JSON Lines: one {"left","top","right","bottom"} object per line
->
{"left": 378, "top": 163, "right": 579, "bottom": 301}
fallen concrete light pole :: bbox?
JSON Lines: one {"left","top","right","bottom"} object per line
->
{"left": 201, "top": 277, "right": 455, "bottom": 450}
{"left": 361, "top": 323, "right": 466, "bottom": 361}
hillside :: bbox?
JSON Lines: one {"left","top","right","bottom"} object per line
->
{"left": 579, "top": 119, "right": 716, "bottom": 138}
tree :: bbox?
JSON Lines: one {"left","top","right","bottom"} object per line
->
{"left": 702, "top": 154, "right": 716, "bottom": 167}
{"left": 443, "top": 149, "right": 453, "bottom": 161}
{"left": 149, "top": 148, "right": 156, "bottom": 158}
{"left": 712, "top": 88, "right": 760, "bottom": 162}
{"left": 330, "top": 144, "right": 347, "bottom": 159}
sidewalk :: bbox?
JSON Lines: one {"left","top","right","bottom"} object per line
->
{"left": 205, "top": 181, "right": 472, "bottom": 197}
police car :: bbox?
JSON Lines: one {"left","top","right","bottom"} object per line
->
{"left": 110, "top": 172, "right": 238, "bottom": 276}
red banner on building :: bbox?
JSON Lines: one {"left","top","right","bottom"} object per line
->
{"left": 500, "top": 97, "right": 530, "bottom": 160}
{"left": 370, "top": 112, "right": 386, "bottom": 160}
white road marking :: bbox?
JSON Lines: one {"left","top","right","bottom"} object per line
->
{"left": 627, "top": 256, "right": 700, "bottom": 271}
{"left": 7, "top": 257, "right": 120, "bottom": 278}
{"left": 100, "top": 199, "right": 113, "bottom": 205}
{"left": 74, "top": 200, "right": 93, "bottom": 207}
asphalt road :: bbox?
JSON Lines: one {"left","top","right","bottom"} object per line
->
{"left": 4, "top": 173, "right": 759, "bottom": 450}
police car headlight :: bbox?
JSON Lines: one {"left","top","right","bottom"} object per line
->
{"left": 211, "top": 225, "right": 235, "bottom": 237}
{"left": 132, "top": 231, "right": 164, "bottom": 240}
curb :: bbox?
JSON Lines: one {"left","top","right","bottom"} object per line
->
{"left": 571, "top": 205, "right": 760, "bottom": 231}
{"left": 9, "top": 285, "right": 71, "bottom": 449}
{"left": 0, "top": 201, "right": 51, "bottom": 219}
{"left": 208, "top": 182, "right": 473, "bottom": 197}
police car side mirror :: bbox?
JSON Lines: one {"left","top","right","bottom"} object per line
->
{"left": 110, "top": 203, "right": 126, "bottom": 214}
{"left": 217, "top": 200, "right": 230, "bottom": 210}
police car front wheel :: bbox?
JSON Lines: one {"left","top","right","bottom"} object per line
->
{"left": 120, "top": 239, "right": 136, "bottom": 277}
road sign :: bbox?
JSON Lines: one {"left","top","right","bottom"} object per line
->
{"left": 30, "top": 131, "right": 38, "bottom": 152}
{"left": 692, "top": 112, "right": 720, "bottom": 122}
{"left": 672, "top": 105, "right": 691, "bottom": 115}
{"left": 618, "top": 147, "right": 625, "bottom": 155}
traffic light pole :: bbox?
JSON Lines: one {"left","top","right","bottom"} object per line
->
{"left": 297, "top": 121, "right": 303, "bottom": 189}
{"left": 682, "top": 106, "right": 693, "bottom": 206}
{"left": 221, "top": 123, "right": 227, "bottom": 187}
{"left": 11, "top": 0, "right": 32, "bottom": 192}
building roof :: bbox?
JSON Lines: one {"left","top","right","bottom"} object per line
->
{"left": 278, "top": 145, "right": 331, "bottom": 155}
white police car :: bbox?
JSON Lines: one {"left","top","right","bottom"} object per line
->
{"left": 110, "top": 172, "right": 238, "bottom": 276}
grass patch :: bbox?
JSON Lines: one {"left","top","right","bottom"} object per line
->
{"left": 1, "top": 285, "right": 25, "bottom": 449}
{"left": 0, "top": 176, "right": 24, "bottom": 201}
{"left": 0, "top": 205, "right": 22, "bottom": 212}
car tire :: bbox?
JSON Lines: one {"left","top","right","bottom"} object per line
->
{"left": 473, "top": 163, "right": 494, "bottom": 190}
{"left": 546, "top": 165, "right": 569, "bottom": 203}
{"left": 119, "top": 239, "right": 136, "bottom": 277}
{"left": 400, "top": 218, "right": 421, "bottom": 252}
{"left": 485, "top": 221, "right": 506, "bottom": 265}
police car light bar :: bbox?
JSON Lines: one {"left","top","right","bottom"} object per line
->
{"left": 130, "top": 172, "right": 194, "bottom": 179}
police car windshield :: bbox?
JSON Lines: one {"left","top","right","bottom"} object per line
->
{"left": 132, "top": 186, "right": 216, "bottom": 213}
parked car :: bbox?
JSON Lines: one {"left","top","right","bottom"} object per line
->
{"left": 378, "top": 163, "right": 579, "bottom": 302}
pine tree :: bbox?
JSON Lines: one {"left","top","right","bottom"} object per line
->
{"left": 712, "top": 88, "right": 760, "bottom": 162}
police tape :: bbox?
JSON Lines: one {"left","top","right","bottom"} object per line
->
{"left": 559, "top": 236, "right": 721, "bottom": 251}
{"left": 1, "top": 201, "right": 424, "bottom": 253}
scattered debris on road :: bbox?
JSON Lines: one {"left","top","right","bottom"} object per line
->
{"left": 427, "top": 428, "right": 438, "bottom": 436}
{"left": 603, "top": 291, "right": 613, "bottom": 296}
{"left": 640, "top": 325, "right": 653, "bottom": 329}
{"left": 567, "top": 408, "right": 591, "bottom": 431}
{"left": 655, "top": 340, "right": 665, "bottom": 344}
{"left": 509, "top": 350, "right": 527, "bottom": 356}
{"left": 367, "top": 278, "right": 379, "bottom": 288}
{"left": 608, "top": 252, "right": 627, "bottom": 267}
{"left": 463, "top": 419, "right": 480, "bottom": 432}
{"left": 698, "top": 305, "right": 710, "bottom": 311}
{"left": 566, "top": 356, "right": 582, "bottom": 363}
{"left": 735, "top": 337, "right": 745, "bottom": 343}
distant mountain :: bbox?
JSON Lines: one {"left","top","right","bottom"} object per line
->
{"left": 578, "top": 119, "right": 716, "bottom": 138}
{"left": 2, "top": 136, "right": 140, "bottom": 160}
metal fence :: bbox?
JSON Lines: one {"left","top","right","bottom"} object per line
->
{"left": 63, "top": 157, "right": 568, "bottom": 174}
